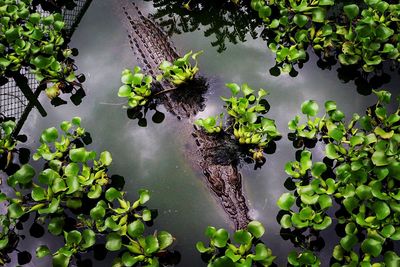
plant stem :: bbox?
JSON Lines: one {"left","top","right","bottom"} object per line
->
{"left": 153, "top": 87, "right": 178, "bottom": 96}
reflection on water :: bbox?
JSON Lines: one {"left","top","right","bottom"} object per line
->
{"left": 2, "top": 0, "right": 399, "bottom": 266}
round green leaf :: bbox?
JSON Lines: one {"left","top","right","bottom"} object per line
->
{"left": 106, "top": 233, "right": 122, "bottom": 251}
{"left": 343, "top": 4, "right": 359, "bottom": 20}
{"left": 41, "top": 127, "right": 59, "bottom": 143}
{"left": 36, "top": 245, "right": 50, "bottom": 258}
{"left": 301, "top": 100, "right": 319, "bottom": 116}
{"left": 81, "top": 229, "right": 96, "bottom": 249}
{"left": 247, "top": 220, "right": 265, "bottom": 238}
{"left": 127, "top": 220, "right": 145, "bottom": 238}
{"left": 361, "top": 238, "right": 382, "bottom": 257}
{"left": 157, "top": 231, "right": 174, "bottom": 250}
{"left": 213, "top": 229, "right": 229, "bottom": 248}
{"left": 277, "top": 193, "right": 295, "bottom": 211}
{"left": 233, "top": 230, "right": 252, "bottom": 245}
{"left": 8, "top": 203, "right": 24, "bottom": 219}
{"left": 66, "top": 230, "right": 82, "bottom": 245}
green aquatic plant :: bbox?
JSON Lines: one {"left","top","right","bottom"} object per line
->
{"left": 118, "top": 50, "right": 203, "bottom": 109}
{"left": 195, "top": 83, "right": 281, "bottom": 163}
{"left": 0, "top": 119, "right": 16, "bottom": 154}
{"left": 287, "top": 250, "right": 321, "bottom": 267}
{"left": 0, "top": 118, "right": 174, "bottom": 267}
{"left": 196, "top": 221, "right": 276, "bottom": 267}
{"left": 118, "top": 66, "right": 153, "bottom": 109}
{"left": 279, "top": 90, "right": 400, "bottom": 266}
{"left": 0, "top": 0, "right": 80, "bottom": 98}
{"left": 157, "top": 50, "right": 203, "bottom": 85}
{"left": 251, "top": 0, "right": 400, "bottom": 73}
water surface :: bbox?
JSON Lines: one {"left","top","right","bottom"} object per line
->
{"left": 15, "top": 0, "right": 400, "bottom": 266}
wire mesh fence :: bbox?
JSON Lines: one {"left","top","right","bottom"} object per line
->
{"left": 0, "top": 0, "right": 92, "bottom": 133}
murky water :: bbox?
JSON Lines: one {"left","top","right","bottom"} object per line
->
{"left": 8, "top": 0, "right": 400, "bottom": 266}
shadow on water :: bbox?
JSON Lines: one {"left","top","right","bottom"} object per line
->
{"left": 147, "top": 0, "right": 399, "bottom": 96}
{"left": 146, "top": 0, "right": 261, "bottom": 53}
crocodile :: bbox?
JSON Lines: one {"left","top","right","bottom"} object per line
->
{"left": 116, "top": 0, "right": 251, "bottom": 229}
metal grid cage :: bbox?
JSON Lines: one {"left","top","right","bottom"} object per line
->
{"left": 0, "top": 0, "right": 91, "bottom": 133}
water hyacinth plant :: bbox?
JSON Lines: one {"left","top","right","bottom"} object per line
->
{"left": 250, "top": 0, "right": 400, "bottom": 73}
{"left": 156, "top": 50, "right": 203, "bottom": 85}
{"left": 196, "top": 221, "right": 276, "bottom": 267}
{"left": 278, "top": 90, "right": 400, "bottom": 266}
{"left": 118, "top": 51, "right": 203, "bottom": 109}
{"left": 195, "top": 83, "right": 281, "bottom": 163}
{"left": 118, "top": 66, "right": 153, "bottom": 109}
{"left": 0, "top": 119, "right": 16, "bottom": 155}
{"left": 0, "top": 118, "right": 175, "bottom": 267}
{"left": 0, "top": 0, "right": 82, "bottom": 99}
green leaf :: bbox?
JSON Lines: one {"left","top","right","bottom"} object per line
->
{"left": 144, "top": 235, "right": 160, "bottom": 254}
{"left": 121, "top": 252, "right": 140, "bottom": 267}
{"left": 106, "top": 233, "right": 122, "bottom": 251}
{"left": 66, "top": 230, "right": 82, "bottom": 245}
{"left": 312, "top": 8, "right": 326, "bottom": 23}
{"left": 48, "top": 217, "right": 65, "bottom": 235}
{"left": 293, "top": 14, "right": 308, "bottom": 28}
{"left": 324, "top": 101, "right": 336, "bottom": 112}
{"left": 301, "top": 100, "right": 319, "bottom": 116}
{"left": 247, "top": 220, "right": 265, "bottom": 238}
{"left": 361, "top": 238, "right": 382, "bottom": 257}
{"left": 36, "top": 245, "right": 50, "bottom": 258}
{"left": 69, "top": 148, "right": 92, "bottom": 163}
{"left": 311, "top": 162, "right": 327, "bottom": 177}
{"left": 233, "top": 230, "right": 252, "bottom": 245}
{"left": 100, "top": 151, "right": 113, "bottom": 166}
{"left": 52, "top": 253, "right": 70, "bottom": 267}
{"left": 32, "top": 187, "right": 47, "bottom": 201}
{"left": 105, "top": 187, "right": 122, "bottom": 202}
{"left": 139, "top": 189, "right": 150, "bottom": 204}
{"left": 325, "top": 143, "right": 339, "bottom": 159}
{"left": 277, "top": 193, "right": 295, "bottom": 211}
{"left": 241, "top": 84, "right": 254, "bottom": 96}
{"left": 127, "top": 220, "right": 145, "bottom": 238}
{"left": 90, "top": 205, "right": 106, "bottom": 220}
{"left": 213, "top": 229, "right": 229, "bottom": 248}
{"left": 81, "top": 229, "right": 96, "bottom": 249}
{"left": 372, "top": 151, "right": 389, "bottom": 166}
{"left": 280, "top": 214, "right": 292, "bottom": 229}
{"left": 328, "top": 128, "right": 343, "bottom": 141}
{"left": 196, "top": 241, "right": 211, "bottom": 253}
{"left": 41, "top": 127, "right": 58, "bottom": 143}
{"left": 8, "top": 203, "right": 24, "bottom": 219}
{"left": 343, "top": 4, "right": 359, "bottom": 20}
{"left": 226, "top": 83, "right": 240, "bottom": 95}
{"left": 38, "top": 169, "right": 60, "bottom": 185}
{"left": 9, "top": 164, "right": 35, "bottom": 185}
{"left": 157, "top": 231, "right": 174, "bottom": 250}
{"left": 373, "top": 201, "right": 390, "bottom": 220}
{"left": 340, "top": 234, "right": 358, "bottom": 251}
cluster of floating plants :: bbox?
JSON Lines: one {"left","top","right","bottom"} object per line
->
{"left": 196, "top": 221, "right": 275, "bottom": 267}
{"left": 0, "top": 119, "right": 16, "bottom": 165}
{"left": 278, "top": 90, "right": 400, "bottom": 265}
{"left": 251, "top": 0, "right": 400, "bottom": 73}
{"left": 195, "top": 83, "right": 281, "bottom": 163}
{"left": 118, "top": 50, "right": 203, "bottom": 109}
{"left": 0, "top": 0, "right": 82, "bottom": 99}
{"left": 0, "top": 118, "right": 174, "bottom": 267}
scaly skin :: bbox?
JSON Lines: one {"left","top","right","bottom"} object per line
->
{"left": 117, "top": 0, "right": 251, "bottom": 229}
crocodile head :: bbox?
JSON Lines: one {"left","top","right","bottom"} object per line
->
{"left": 193, "top": 128, "right": 252, "bottom": 229}
{"left": 203, "top": 164, "right": 251, "bottom": 229}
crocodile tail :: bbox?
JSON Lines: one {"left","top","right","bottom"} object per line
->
{"left": 115, "top": 0, "right": 179, "bottom": 78}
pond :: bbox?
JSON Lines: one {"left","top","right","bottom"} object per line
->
{"left": 1, "top": 0, "right": 400, "bottom": 266}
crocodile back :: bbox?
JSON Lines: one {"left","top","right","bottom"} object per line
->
{"left": 116, "top": 0, "right": 179, "bottom": 78}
